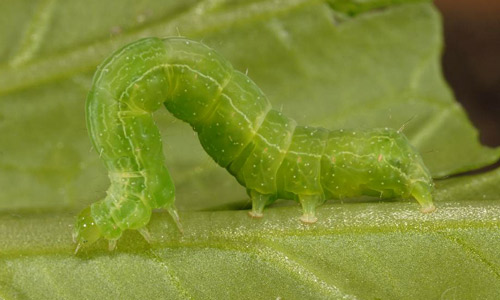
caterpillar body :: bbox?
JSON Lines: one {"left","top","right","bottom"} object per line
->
{"left": 74, "top": 37, "right": 435, "bottom": 251}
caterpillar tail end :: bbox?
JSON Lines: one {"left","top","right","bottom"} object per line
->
{"left": 73, "top": 206, "right": 102, "bottom": 254}
{"left": 411, "top": 181, "right": 436, "bottom": 214}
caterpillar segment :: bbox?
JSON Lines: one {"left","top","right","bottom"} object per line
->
{"left": 75, "top": 37, "right": 435, "bottom": 251}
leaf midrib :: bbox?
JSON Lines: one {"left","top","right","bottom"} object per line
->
{"left": 1, "top": 199, "right": 500, "bottom": 257}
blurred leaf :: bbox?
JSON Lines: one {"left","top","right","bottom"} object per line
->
{"left": 0, "top": 0, "right": 498, "bottom": 211}
{"left": 0, "top": 0, "right": 499, "bottom": 299}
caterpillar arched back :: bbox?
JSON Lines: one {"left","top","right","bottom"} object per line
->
{"left": 74, "top": 37, "right": 435, "bottom": 251}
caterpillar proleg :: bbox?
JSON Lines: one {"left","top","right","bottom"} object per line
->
{"left": 74, "top": 37, "right": 435, "bottom": 251}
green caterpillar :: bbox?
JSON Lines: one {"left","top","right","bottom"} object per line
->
{"left": 74, "top": 37, "right": 435, "bottom": 251}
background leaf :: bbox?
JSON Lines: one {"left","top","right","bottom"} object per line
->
{"left": 0, "top": 0, "right": 499, "bottom": 299}
{"left": 1, "top": 0, "right": 498, "bottom": 211}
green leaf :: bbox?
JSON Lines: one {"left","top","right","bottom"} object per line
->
{"left": 1, "top": 0, "right": 498, "bottom": 211}
{"left": 0, "top": 0, "right": 499, "bottom": 299}
{"left": 2, "top": 168, "right": 500, "bottom": 299}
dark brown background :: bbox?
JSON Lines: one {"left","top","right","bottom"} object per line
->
{"left": 435, "top": 0, "right": 500, "bottom": 147}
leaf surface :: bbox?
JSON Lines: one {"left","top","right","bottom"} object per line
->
{"left": 2, "top": 168, "right": 500, "bottom": 299}
{"left": 0, "top": 1, "right": 499, "bottom": 299}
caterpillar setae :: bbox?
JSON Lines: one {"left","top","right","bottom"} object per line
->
{"left": 73, "top": 37, "right": 435, "bottom": 251}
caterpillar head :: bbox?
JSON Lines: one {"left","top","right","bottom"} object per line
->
{"left": 73, "top": 206, "right": 102, "bottom": 253}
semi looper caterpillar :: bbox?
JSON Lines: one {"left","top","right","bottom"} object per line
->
{"left": 73, "top": 37, "right": 436, "bottom": 251}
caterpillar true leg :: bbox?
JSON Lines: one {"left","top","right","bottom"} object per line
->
{"left": 75, "top": 37, "right": 435, "bottom": 251}
{"left": 108, "top": 239, "right": 117, "bottom": 251}
{"left": 166, "top": 204, "right": 183, "bottom": 233}
{"left": 73, "top": 207, "right": 101, "bottom": 254}
{"left": 137, "top": 227, "right": 153, "bottom": 243}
